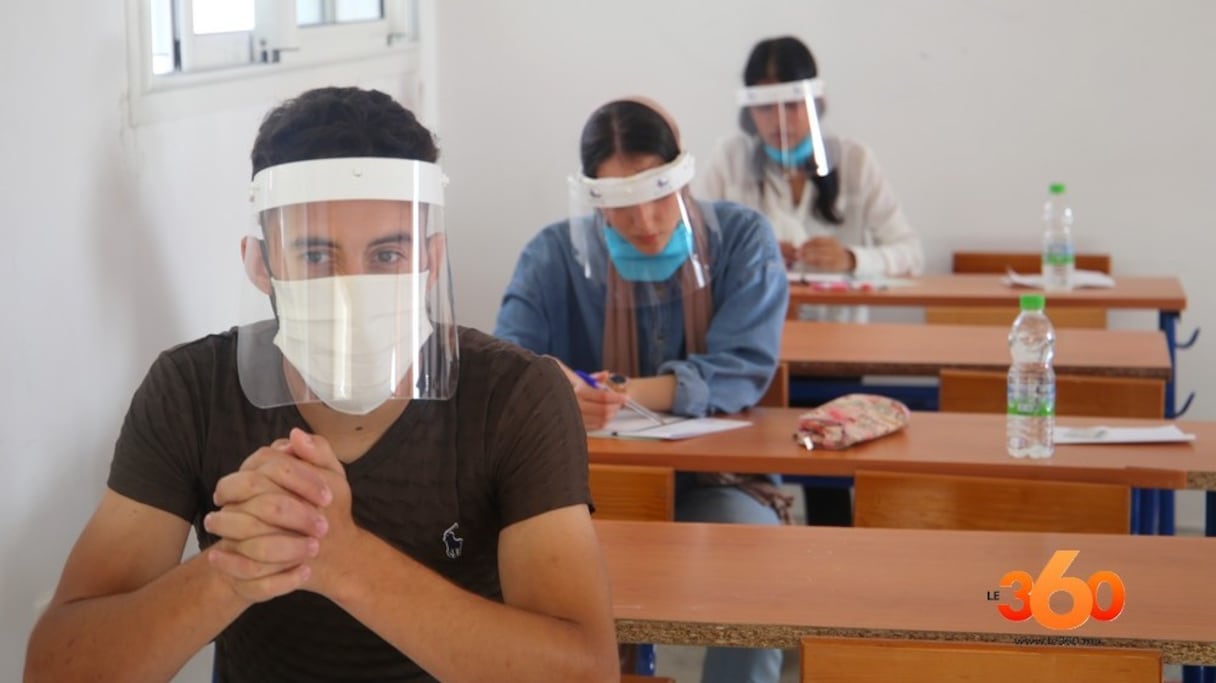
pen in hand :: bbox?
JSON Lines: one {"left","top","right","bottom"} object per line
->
{"left": 572, "top": 370, "right": 665, "bottom": 426}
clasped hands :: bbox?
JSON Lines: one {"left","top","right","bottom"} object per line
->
{"left": 781, "top": 236, "right": 856, "bottom": 273}
{"left": 202, "top": 428, "right": 357, "bottom": 605}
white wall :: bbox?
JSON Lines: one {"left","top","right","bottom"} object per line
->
{"left": 436, "top": 0, "right": 1215, "bottom": 419}
{"left": 0, "top": 3, "right": 432, "bottom": 680}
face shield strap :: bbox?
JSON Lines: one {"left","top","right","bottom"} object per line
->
{"left": 673, "top": 193, "right": 709, "bottom": 288}
{"left": 249, "top": 157, "right": 449, "bottom": 236}
{"left": 805, "top": 100, "right": 830, "bottom": 178}
{"left": 575, "top": 153, "right": 696, "bottom": 209}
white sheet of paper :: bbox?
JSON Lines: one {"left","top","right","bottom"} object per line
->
{"left": 786, "top": 272, "right": 915, "bottom": 289}
{"left": 588, "top": 410, "right": 752, "bottom": 441}
{"left": 1053, "top": 424, "right": 1196, "bottom": 445}
{"left": 1002, "top": 268, "right": 1116, "bottom": 289}
{"left": 786, "top": 271, "right": 847, "bottom": 284}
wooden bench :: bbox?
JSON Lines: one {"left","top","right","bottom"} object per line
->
{"left": 800, "top": 636, "right": 1161, "bottom": 683}
{"left": 589, "top": 464, "right": 674, "bottom": 523}
{"left": 854, "top": 470, "right": 1130, "bottom": 534}
{"left": 939, "top": 368, "right": 1166, "bottom": 419}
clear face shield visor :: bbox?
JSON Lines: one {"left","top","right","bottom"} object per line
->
{"left": 739, "top": 78, "right": 832, "bottom": 177}
{"left": 239, "top": 157, "right": 458, "bottom": 414}
{"left": 567, "top": 152, "right": 713, "bottom": 307}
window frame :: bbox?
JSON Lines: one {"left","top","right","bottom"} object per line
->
{"left": 126, "top": 0, "right": 426, "bottom": 126}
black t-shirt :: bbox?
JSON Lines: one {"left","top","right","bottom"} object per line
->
{"left": 107, "top": 326, "right": 590, "bottom": 682}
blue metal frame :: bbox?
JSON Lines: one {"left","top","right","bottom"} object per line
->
{"left": 1133, "top": 310, "right": 1201, "bottom": 537}
{"left": 633, "top": 644, "right": 656, "bottom": 675}
{"left": 1159, "top": 311, "right": 1200, "bottom": 419}
{"left": 790, "top": 379, "right": 939, "bottom": 412}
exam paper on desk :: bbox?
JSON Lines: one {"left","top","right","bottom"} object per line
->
{"left": 1054, "top": 424, "right": 1195, "bottom": 444}
{"left": 1003, "top": 268, "right": 1116, "bottom": 289}
{"left": 588, "top": 410, "right": 751, "bottom": 440}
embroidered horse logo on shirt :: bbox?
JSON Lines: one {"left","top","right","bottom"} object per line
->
{"left": 442, "top": 522, "right": 463, "bottom": 559}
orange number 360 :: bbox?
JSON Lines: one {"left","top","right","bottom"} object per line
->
{"left": 998, "top": 550, "right": 1126, "bottom": 630}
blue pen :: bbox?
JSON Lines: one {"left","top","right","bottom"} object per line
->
{"left": 572, "top": 370, "right": 665, "bottom": 425}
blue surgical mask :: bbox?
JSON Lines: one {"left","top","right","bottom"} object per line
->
{"left": 764, "top": 136, "right": 814, "bottom": 167}
{"left": 604, "top": 221, "right": 692, "bottom": 282}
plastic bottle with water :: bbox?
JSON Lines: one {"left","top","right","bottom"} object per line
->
{"left": 1007, "top": 294, "right": 1056, "bottom": 458}
{"left": 1041, "top": 183, "right": 1075, "bottom": 291}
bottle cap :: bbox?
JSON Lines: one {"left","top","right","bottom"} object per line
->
{"left": 1020, "top": 293, "right": 1046, "bottom": 310}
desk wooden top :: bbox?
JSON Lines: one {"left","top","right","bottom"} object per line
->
{"left": 779, "top": 321, "right": 1172, "bottom": 380}
{"left": 599, "top": 520, "right": 1216, "bottom": 664}
{"left": 789, "top": 274, "right": 1187, "bottom": 312}
{"left": 588, "top": 409, "right": 1216, "bottom": 491}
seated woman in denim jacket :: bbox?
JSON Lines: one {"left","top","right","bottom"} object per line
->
{"left": 495, "top": 97, "right": 789, "bottom": 683}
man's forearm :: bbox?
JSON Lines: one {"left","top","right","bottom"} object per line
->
{"left": 25, "top": 552, "right": 247, "bottom": 683}
{"left": 326, "top": 531, "right": 616, "bottom": 683}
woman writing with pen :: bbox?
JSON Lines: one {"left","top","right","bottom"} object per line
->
{"left": 494, "top": 97, "right": 789, "bottom": 683}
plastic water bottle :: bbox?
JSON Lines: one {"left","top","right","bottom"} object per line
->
{"left": 1041, "top": 182, "right": 1075, "bottom": 291}
{"left": 1007, "top": 294, "right": 1056, "bottom": 458}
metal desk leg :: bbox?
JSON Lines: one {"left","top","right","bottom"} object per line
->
{"left": 1159, "top": 310, "right": 1198, "bottom": 418}
{"left": 1159, "top": 490, "right": 1175, "bottom": 535}
{"left": 1130, "top": 491, "right": 1141, "bottom": 534}
{"left": 635, "top": 644, "right": 656, "bottom": 675}
{"left": 1160, "top": 311, "right": 1179, "bottom": 419}
{"left": 1157, "top": 312, "right": 1189, "bottom": 536}
{"left": 1208, "top": 491, "right": 1216, "bottom": 537}
{"left": 1135, "top": 490, "right": 1159, "bottom": 535}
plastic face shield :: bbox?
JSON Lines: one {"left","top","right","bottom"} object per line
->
{"left": 238, "top": 157, "right": 458, "bottom": 412}
{"left": 567, "top": 152, "right": 712, "bottom": 307}
{"left": 738, "top": 78, "right": 831, "bottom": 177}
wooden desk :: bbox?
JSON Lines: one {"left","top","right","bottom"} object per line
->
{"left": 788, "top": 274, "right": 1187, "bottom": 312}
{"left": 587, "top": 409, "right": 1216, "bottom": 491}
{"left": 599, "top": 520, "right": 1216, "bottom": 665}
{"left": 779, "top": 321, "right": 1172, "bottom": 380}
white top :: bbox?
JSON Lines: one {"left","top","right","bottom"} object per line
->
{"left": 696, "top": 132, "right": 924, "bottom": 279}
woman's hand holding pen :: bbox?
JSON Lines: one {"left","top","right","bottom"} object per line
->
{"left": 546, "top": 358, "right": 627, "bottom": 431}
{"left": 571, "top": 371, "right": 628, "bottom": 431}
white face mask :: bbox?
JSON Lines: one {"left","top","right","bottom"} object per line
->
{"left": 270, "top": 272, "right": 433, "bottom": 415}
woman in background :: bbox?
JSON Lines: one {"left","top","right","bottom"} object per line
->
{"left": 698, "top": 35, "right": 924, "bottom": 283}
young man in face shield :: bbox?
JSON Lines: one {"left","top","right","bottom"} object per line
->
{"left": 26, "top": 87, "right": 618, "bottom": 683}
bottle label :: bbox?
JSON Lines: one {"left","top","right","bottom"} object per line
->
{"left": 1007, "top": 384, "right": 1056, "bottom": 417}
{"left": 1042, "top": 243, "right": 1076, "bottom": 267}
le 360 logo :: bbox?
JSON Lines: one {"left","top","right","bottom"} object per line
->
{"left": 990, "top": 550, "right": 1126, "bottom": 630}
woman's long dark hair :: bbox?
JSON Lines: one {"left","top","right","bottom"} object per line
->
{"left": 580, "top": 100, "right": 680, "bottom": 178}
{"left": 740, "top": 36, "right": 843, "bottom": 225}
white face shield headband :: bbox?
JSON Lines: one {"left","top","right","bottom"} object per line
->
{"left": 572, "top": 152, "right": 696, "bottom": 209}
